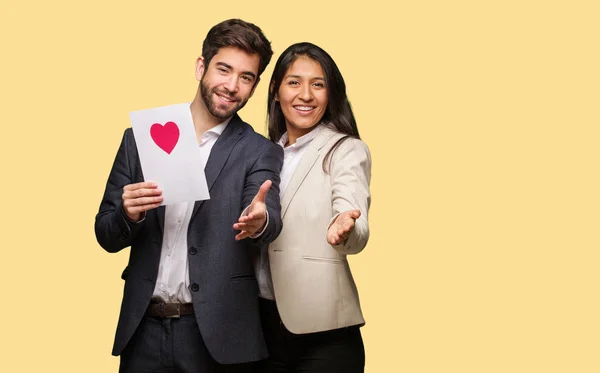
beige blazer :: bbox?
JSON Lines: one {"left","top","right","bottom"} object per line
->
{"left": 269, "top": 125, "right": 372, "bottom": 334}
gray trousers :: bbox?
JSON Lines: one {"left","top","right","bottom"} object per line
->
{"left": 119, "top": 314, "right": 257, "bottom": 373}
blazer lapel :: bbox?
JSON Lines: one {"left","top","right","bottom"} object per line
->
{"left": 191, "top": 115, "right": 244, "bottom": 220}
{"left": 156, "top": 206, "right": 166, "bottom": 236}
{"left": 280, "top": 126, "right": 338, "bottom": 218}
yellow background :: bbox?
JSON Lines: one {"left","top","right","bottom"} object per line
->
{"left": 1, "top": 0, "right": 599, "bottom": 372}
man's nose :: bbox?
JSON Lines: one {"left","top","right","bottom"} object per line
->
{"left": 223, "top": 76, "right": 239, "bottom": 94}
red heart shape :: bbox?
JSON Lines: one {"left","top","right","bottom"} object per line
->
{"left": 150, "top": 121, "right": 180, "bottom": 154}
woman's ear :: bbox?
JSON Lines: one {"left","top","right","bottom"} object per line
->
{"left": 270, "top": 81, "right": 279, "bottom": 101}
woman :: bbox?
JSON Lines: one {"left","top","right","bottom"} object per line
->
{"left": 257, "top": 42, "right": 371, "bottom": 372}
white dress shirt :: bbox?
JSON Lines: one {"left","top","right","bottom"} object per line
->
{"left": 152, "top": 119, "right": 231, "bottom": 303}
{"left": 256, "top": 125, "right": 323, "bottom": 300}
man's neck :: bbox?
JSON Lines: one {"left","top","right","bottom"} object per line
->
{"left": 190, "top": 92, "right": 229, "bottom": 142}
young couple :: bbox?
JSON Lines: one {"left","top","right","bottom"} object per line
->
{"left": 95, "top": 18, "right": 371, "bottom": 373}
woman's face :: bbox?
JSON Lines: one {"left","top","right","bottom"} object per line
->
{"left": 277, "top": 56, "right": 329, "bottom": 138}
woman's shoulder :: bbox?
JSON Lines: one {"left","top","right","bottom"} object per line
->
{"left": 320, "top": 124, "right": 364, "bottom": 144}
{"left": 318, "top": 126, "right": 371, "bottom": 172}
{"left": 320, "top": 125, "right": 369, "bottom": 153}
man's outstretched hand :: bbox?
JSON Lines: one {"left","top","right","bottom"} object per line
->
{"left": 233, "top": 180, "right": 272, "bottom": 241}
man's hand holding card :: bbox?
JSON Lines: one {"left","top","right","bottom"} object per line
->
{"left": 121, "top": 182, "right": 163, "bottom": 222}
{"left": 129, "top": 103, "right": 210, "bottom": 207}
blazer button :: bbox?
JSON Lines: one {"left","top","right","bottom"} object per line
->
{"left": 190, "top": 283, "right": 199, "bottom": 292}
{"left": 189, "top": 246, "right": 197, "bottom": 255}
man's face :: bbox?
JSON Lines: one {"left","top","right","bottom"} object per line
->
{"left": 196, "top": 47, "right": 261, "bottom": 121}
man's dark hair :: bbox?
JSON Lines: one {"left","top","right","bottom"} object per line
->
{"left": 202, "top": 19, "right": 273, "bottom": 77}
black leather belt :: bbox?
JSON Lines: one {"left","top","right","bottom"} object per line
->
{"left": 147, "top": 302, "right": 194, "bottom": 318}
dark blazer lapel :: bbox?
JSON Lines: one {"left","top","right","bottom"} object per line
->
{"left": 281, "top": 126, "right": 338, "bottom": 219}
{"left": 191, "top": 115, "right": 244, "bottom": 220}
{"left": 156, "top": 206, "right": 166, "bottom": 236}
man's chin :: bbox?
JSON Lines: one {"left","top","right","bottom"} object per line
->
{"left": 214, "top": 102, "right": 243, "bottom": 118}
{"left": 209, "top": 108, "right": 236, "bottom": 121}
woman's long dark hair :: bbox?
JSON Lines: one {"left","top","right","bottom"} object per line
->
{"left": 267, "top": 42, "right": 360, "bottom": 170}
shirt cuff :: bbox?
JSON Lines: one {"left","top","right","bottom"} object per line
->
{"left": 122, "top": 208, "right": 147, "bottom": 224}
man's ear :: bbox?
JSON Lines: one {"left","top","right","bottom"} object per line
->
{"left": 195, "top": 57, "right": 205, "bottom": 81}
{"left": 249, "top": 77, "right": 261, "bottom": 98}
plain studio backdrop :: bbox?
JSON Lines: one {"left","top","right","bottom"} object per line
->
{"left": 1, "top": 1, "right": 598, "bottom": 372}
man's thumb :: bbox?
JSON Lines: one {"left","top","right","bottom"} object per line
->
{"left": 254, "top": 180, "right": 272, "bottom": 202}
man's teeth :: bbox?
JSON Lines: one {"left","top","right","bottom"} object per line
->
{"left": 219, "top": 95, "right": 234, "bottom": 102}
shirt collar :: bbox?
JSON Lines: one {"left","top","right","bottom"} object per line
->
{"left": 278, "top": 124, "right": 323, "bottom": 149}
{"left": 206, "top": 117, "right": 232, "bottom": 137}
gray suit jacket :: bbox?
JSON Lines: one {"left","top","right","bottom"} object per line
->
{"left": 95, "top": 114, "right": 283, "bottom": 364}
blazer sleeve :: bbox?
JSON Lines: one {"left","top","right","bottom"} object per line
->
{"left": 242, "top": 140, "right": 284, "bottom": 246}
{"left": 329, "top": 137, "right": 372, "bottom": 255}
{"left": 94, "top": 129, "right": 145, "bottom": 253}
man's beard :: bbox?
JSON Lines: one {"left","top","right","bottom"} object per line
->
{"left": 200, "top": 77, "right": 249, "bottom": 120}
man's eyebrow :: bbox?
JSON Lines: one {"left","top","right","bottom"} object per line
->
{"left": 215, "top": 62, "right": 232, "bottom": 70}
{"left": 215, "top": 62, "right": 256, "bottom": 80}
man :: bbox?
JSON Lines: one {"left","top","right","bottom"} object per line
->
{"left": 95, "top": 19, "right": 283, "bottom": 373}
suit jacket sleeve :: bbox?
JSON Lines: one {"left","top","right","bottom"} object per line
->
{"left": 329, "top": 137, "right": 372, "bottom": 255}
{"left": 94, "top": 128, "right": 145, "bottom": 253}
{"left": 242, "top": 141, "right": 283, "bottom": 246}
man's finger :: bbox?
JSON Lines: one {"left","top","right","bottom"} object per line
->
{"left": 246, "top": 209, "right": 266, "bottom": 221}
{"left": 123, "top": 188, "right": 162, "bottom": 200}
{"left": 124, "top": 196, "right": 163, "bottom": 207}
{"left": 233, "top": 222, "right": 249, "bottom": 230}
{"left": 127, "top": 202, "right": 162, "bottom": 214}
{"left": 123, "top": 182, "right": 158, "bottom": 191}
{"left": 235, "top": 230, "right": 251, "bottom": 241}
{"left": 134, "top": 188, "right": 162, "bottom": 198}
{"left": 252, "top": 180, "right": 272, "bottom": 204}
{"left": 234, "top": 219, "right": 263, "bottom": 230}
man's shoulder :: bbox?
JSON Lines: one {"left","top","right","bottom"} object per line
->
{"left": 122, "top": 127, "right": 139, "bottom": 148}
{"left": 112, "top": 127, "right": 135, "bottom": 149}
{"left": 233, "top": 116, "right": 274, "bottom": 145}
